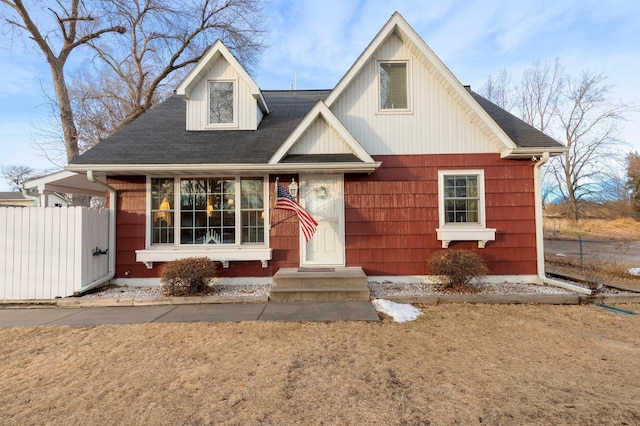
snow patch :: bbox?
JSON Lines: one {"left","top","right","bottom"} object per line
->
{"left": 629, "top": 268, "right": 640, "bottom": 276}
{"left": 372, "top": 299, "right": 422, "bottom": 323}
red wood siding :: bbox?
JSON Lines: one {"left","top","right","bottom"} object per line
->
{"left": 109, "top": 156, "right": 539, "bottom": 278}
{"left": 108, "top": 176, "right": 149, "bottom": 278}
{"left": 345, "top": 154, "right": 538, "bottom": 276}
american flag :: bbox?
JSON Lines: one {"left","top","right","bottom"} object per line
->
{"left": 274, "top": 183, "right": 318, "bottom": 242}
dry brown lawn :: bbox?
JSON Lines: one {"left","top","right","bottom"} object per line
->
{"left": 1, "top": 304, "right": 639, "bottom": 425}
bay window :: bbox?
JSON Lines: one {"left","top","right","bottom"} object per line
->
{"left": 150, "top": 176, "right": 265, "bottom": 246}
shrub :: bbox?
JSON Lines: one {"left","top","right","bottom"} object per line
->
{"left": 428, "top": 249, "right": 488, "bottom": 291}
{"left": 160, "top": 257, "right": 218, "bottom": 297}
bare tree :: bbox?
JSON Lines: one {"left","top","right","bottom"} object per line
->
{"left": 2, "top": 0, "right": 266, "bottom": 159}
{"left": 517, "top": 58, "right": 563, "bottom": 133}
{"left": 479, "top": 68, "right": 515, "bottom": 111}
{"left": 550, "top": 71, "right": 630, "bottom": 221}
{"left": 482, "top": 60, "right": 633, "bottom": 221}
{"left": 71, "top": 0, "right": 266, "bottom": 151}
{"left": 2, "top": 164, "right": 38, "bottom": 190}
{"left": 628, "top": 152, "right": 640, "bottom": 215}
{"left": 1, "top": 0, "right": 126, "bottom": 163}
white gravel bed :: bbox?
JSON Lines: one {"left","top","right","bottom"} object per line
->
{"left": 368, "top": 281, "right": 575, "bottom": 297}
{"left": 84, "top": 281, "right": 577, "bottom": 299}
{"left": 83, "top": 284, "right": 271, "bottom": 298}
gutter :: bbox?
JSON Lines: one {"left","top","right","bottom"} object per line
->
{"left": 533, "top": 153, "right": 591, "bottom": 295}
{"left": 80, "top": 171, "right": 117, "bottom": 293}
{"left": 66, "top": 161, "right": 382, "bottom": 175}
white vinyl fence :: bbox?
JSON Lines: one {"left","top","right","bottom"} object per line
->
{"left": 0, "top": 207, "right": 110, "bottom": 300}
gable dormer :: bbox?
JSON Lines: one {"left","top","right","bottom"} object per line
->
{"left": 176, "top": 41, "right": 268, "bottom": 131}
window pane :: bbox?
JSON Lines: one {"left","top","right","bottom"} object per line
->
{"left": 379, "top": 62, "right": 407, "bottom": 109}
{"left": 180, "top": 177, "right": 235, "bottom": 245}
{"left": 151, "top": 178, "right": 174, "bottom": 244}
{"left": 443, "top": 174, "right": 480, "bottom": 224}
{"left": 209, "top": 81, "right": 234, "bottom": 124}
{"left": 241, "top": 178, "right": 264, "bottom": 243}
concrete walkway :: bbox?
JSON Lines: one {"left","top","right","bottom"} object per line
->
{"left": 0, "top": 301, "right": 380, "bottom": 328}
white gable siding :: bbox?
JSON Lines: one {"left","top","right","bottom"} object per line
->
{"left": 290, "top": 117, "right": 354, "bottom": 155}
{"left": 185, "top": 56, "right": 258, "bottom": 130}
{"left": 330, "top": 33, "right": 500, "bottom": 155}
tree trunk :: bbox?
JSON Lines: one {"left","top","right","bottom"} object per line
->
{"left": 563, "top": 152, "right": 579, "bottom": 222}
{"left": 49, "top": 58, "right": 79, "bottom": 163}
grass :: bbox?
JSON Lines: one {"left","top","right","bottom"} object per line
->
{"left": 544, "top": 217, "right": 640, "bottom": 240}
{"left": 1, "top": 304, "right": 639, "bottom": 425}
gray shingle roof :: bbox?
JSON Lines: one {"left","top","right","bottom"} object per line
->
{"left": 0, "top": 192, "right": 26, "bottom": 200}
{"left": 469, "top": 90, "right": 564, "bottom": 149}
{"left": 71, "top": 90, "right": 330, "bottom": 165}
{"left": 72, "top": 88, "right": 563, "bottom": 167}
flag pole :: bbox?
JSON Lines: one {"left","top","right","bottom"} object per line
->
{"left": 273, "top": 177, "right": 279, "bottom": 209}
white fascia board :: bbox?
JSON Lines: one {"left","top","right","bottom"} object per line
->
{"left": 324, "top": 12, "right": 401, "bottom": 107}
{"left": 66, "top": 162, "right": 382, "bottom": 175}
{"left": 324, "top": 12, "right": 518, "bottom": 153}
{"left": 501, "top": 147, "right": 568, "bottom": 159}
{"left": 268, "top": 100, "right": 375, "bottom": 164}
{"left": 176, "top": 41, "right": 266, "bottom": 112}
{"left": 22, "top": 170, "right": 107, "bottom": 196}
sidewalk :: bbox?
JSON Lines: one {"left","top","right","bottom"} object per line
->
{"left": 0, "top": 301, "right": 381, "bottom": 328}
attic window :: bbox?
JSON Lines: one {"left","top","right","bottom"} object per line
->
{"left": 379, "top": 61, "right": 409, "bottom": 111}
{"left": 209, "top": 80, "right": 235, "bottom": 125}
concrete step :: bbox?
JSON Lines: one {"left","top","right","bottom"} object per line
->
{"left": 270, "top": 267, "right": 370, "bottom": 302}
{"left": 269, "top": 286, "right": 371, "bottom": 302}
{"left": 272, "top": 267, "right": 367, "bottom": 288}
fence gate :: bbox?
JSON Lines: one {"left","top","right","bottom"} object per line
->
{"left": 0, "top": 207, "right": 109, "bottom": 300}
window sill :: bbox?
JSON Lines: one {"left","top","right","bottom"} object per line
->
{"left": 436, "top": 226, "right": 496, "bottom": 249}
{"left": 135, "top": 246, "right": 272, "bottom": 269}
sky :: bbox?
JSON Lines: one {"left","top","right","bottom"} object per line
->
{"left": 0, "top": 0, "right": 639, "bottom": 191}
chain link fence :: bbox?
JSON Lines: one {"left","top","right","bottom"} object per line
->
{"left": 545, "top": 238, "right": 640, "bottom": 267}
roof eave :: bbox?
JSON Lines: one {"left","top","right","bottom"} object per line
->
{"left": 66, "top": 162, "right": 382, "bottom": 175}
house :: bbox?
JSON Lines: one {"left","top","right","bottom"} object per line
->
{"left": 0, "top": 191, "right": 68, "bottom": 207}
{"left": 53, "top": 12, "right": 565, "bottom": 289}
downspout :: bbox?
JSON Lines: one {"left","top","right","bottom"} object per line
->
{"left": 20, "top": 187, "right": 41, "bottom": 205}
{"left": 81, "top": 170, "right": 117, "bottom": 292}
{"left": 533, "top": 153, "right": 591, "bottom": 295}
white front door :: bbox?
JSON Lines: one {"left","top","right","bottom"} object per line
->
{"left": 300, "top": 174, "right": 345, "bottom": 266}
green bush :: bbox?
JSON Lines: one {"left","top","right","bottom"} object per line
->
{"left": 160, "top": 257, "right": 218, "bottom": 296}
{"left": 428, "top": 249, "right": 488, "bottom": 291}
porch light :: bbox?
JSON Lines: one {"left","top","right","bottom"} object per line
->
{"left": 289, "top": 178, "right": 298, "bottom": 198}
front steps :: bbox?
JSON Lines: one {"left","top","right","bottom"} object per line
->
{"left": 270, "top": 267, "right": 370, "bottom": 302}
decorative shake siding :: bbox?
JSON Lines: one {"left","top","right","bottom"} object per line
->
{"left": 344, "top": 154, "right": 538, "bottom": 276}
{"left": 110, "top": 156, "right": 537, "bottom": 279}
{"left": 108, "top": 176, "right": 148, "bottom": 278}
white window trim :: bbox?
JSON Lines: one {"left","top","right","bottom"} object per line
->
{"left": 137, "top": 176, "right": 271, "bottom": 268}
{"left": 436, "top": 170, "right": 496, "bottom": 249}
{"left": 206, "top": 78, "right": 238, "bottom": 128}
{"left": 376, "top": 59, "right": 412, "bottom": 114}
